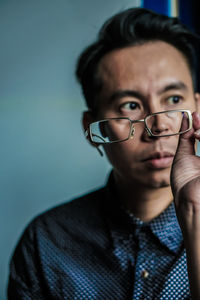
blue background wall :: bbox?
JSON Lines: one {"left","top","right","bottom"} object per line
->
{"left": 0, "top": 0, "right": 140, "bottom": 299}
{"left": 1, "top": 0, "right": 198, "bottom": 299}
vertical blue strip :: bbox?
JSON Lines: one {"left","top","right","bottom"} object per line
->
{"left": 141, "top": 0, "right": 171, "bottom": 16}
{"left": 168, "top": 0, "right": 172, "bottom": 16}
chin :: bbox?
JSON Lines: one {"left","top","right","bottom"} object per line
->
{"left": 142, "top": 175, "right": 170, "bottom": 188}
{"left": 149, "top": 180, "right": 170, "bottom": 189}
{"left": 134, "top": 170, "right": 170, "bottom": 188}
{"left": 144, "top": 167, "right": 171, "bottom": 188}
{"left": 115, "top": 167, "right": 171, "bottom": 188}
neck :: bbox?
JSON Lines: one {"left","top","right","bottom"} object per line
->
{"left": 114, "top": 174, "right": 173, "bottom": 222}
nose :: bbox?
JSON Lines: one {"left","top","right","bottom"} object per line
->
{"left": 142, "top": 113, "right": 171, "bottom": 142}
{"left": 151, "top": 114, "right": 169, "bottom": 135}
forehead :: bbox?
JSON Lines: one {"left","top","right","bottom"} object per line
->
{"left": 97, "top": 41, "right": 193, "bottom": 99}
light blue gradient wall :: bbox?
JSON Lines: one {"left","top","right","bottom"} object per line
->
{"left": 0, "top": 0, "right": 140, "bottom": 299}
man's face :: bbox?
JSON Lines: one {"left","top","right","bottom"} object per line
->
{"left": 93, "top": 41, "right": 199, "bottom": 188}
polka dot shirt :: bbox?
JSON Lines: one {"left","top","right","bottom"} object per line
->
{"left": 8, "top": 173, "right": 191, "bottom": 299}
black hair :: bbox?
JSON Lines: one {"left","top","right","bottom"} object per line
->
{"left": 76, "top": 8, "right": 200, "bottom": 113}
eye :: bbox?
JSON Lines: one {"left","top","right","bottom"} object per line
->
{"left": 167, "top": 95, "right": 182, "bottom": 105}
{"left": 120, "top": 102, "right": 140, "bottom": 111}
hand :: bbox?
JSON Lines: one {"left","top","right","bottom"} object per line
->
{"left": 171, "top": 112, "right": 200, "bottom": 233}
{"left": 171, "top": 111, "right": 200, "bottom": 300}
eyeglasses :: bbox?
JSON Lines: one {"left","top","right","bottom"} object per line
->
{"left": 86, "top": 109, "right": 192, "bottom": 144}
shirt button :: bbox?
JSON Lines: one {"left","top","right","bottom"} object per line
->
{"left": 141, "top": 269, "right": 149, "bottom": 278}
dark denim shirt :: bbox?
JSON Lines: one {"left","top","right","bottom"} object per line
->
{"left": 8, "top": 174, "right": 191, "bottom": 299}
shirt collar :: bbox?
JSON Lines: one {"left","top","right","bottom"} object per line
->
{"left": 149, "top": 203, "right": 183, "bottom": 253}
{"left": 104, "top": 172, "right": 183, "bottom": 254}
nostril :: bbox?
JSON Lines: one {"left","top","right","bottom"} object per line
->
{"left": 153, "top": 127, "right": 168, "bottom": 134}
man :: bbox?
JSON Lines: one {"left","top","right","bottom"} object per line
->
{"left": 8, "top": 8, "right": 200, "bottom": 299}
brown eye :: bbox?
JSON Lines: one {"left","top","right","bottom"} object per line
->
{"left": 167, "top": 96, "right": 182, "bottom": 105}
{"left": 121, "top": 102, "right": 140, "bottom": 110}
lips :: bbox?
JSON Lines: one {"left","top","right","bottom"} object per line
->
{"left": 142, "top": 152, "right": 174, "bottom": 169}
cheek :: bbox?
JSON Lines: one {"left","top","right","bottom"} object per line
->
{"left": 185, "top": 98, "right": 198, "bottom": 113}
{"left": 103, "top": 139, "right": 139, "bottom": 165}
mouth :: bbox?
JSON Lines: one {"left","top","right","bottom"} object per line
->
{"left": 142, "top": 152, "right": 174, "bottom": 169}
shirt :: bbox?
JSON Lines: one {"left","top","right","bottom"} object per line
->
{"left": 7, "top": 173, "right": 191, "bottom": 299}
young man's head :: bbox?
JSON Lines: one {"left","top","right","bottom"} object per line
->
{"left": 76, "top": 8, "right": 200, "bottom": 189}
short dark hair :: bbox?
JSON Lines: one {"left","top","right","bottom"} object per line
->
{"left": 76, "top": 8, "right": 199, "bottom": 113}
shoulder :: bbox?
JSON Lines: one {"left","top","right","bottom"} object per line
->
{"left": 16, "top": 185, "right": 108, "bottom": 249}
{"left": 36, "top": 185, "right": 107, "bottom": 228}
{"left": 8, "top": 186, "right": 110, "bottom": 298}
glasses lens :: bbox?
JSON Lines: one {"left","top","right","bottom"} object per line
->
{"left": 146, "top": 110, "right": 191, "bottom": 137}
{"left": 90, "top": 118, "right": 131, "bottom": 143}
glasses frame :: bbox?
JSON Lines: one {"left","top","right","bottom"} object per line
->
{"left": 86, "top": 109, "right": 193, "bottom": 144}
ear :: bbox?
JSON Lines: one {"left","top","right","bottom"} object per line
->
{"left": 194, "top": 92, "right": 200, "bottom": 113}
{"left": 82, "top": 111, "right": 104, "bottom": 156}
{"left": 82, "top": 110, "right": 96, "bottom": 145}
{"left": 82, "top": 111, "right": 94, "bottom": 133}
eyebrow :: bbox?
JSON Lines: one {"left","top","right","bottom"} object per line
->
{"left": 109, "top": 81, "right": 188, "bottom": 103}
{"left": 157, "top": 81, "right": 188, "bottom": 94}
{"left": 109, "top": 90, "right": 145, "bottom": 102}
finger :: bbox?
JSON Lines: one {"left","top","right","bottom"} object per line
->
{"left": 176, "top": 112, "right": 200, "bottom": 156}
